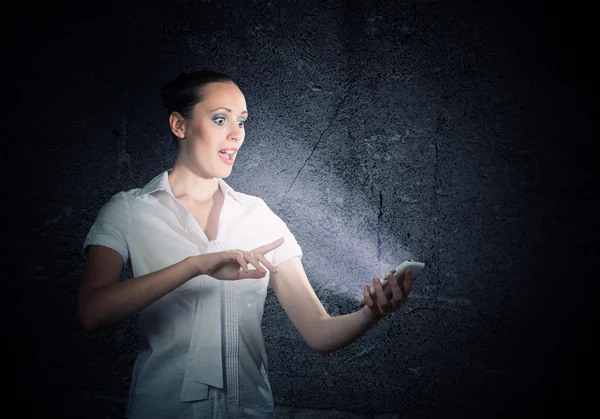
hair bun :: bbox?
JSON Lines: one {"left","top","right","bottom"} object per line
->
{"left": 160, "top": 70, "right": 234, "bottom": 113}
{"left": 159, "top": 82, "right": 176, "bottom": 109}
{"left": 160, "top": 73, "right": 189, "bottom": 108}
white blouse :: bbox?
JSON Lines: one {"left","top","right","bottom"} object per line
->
{"left": 83, "top": 169, "right": 303, "bottom": 418}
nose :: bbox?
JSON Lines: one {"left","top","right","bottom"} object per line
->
{"left": 228, "top": 125, "right": 244, "bottom": 143}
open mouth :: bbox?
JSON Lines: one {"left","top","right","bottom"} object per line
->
{"left": 219, "top": 150, "right": 234, "bottom": 158}
{"left": 218, "top": 150, "right": 236, "bottom": 165}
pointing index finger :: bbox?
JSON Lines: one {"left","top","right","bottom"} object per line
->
{"left": 252, "top": 237, "right": 285, "bottom": 255}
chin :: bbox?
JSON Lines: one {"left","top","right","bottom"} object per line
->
{"left": 219, "top": 166, "right": 233, "bottom": 177}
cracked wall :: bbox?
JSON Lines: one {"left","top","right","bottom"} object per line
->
{"left": 7, "top": 0, "right": 593, "bottom": 418}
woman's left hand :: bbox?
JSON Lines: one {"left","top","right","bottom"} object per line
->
{"left": 362, "top": 269, "right": 414, "bottom": 323}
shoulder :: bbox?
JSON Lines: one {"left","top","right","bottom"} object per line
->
{"left": 95, "top": 187, "right": 141, "bottom": 219}
{"left": 229, "top": 191, "right": 288, "bottom": 225}
{"left": 230, "top": 190, "right": 269, "bottom": 210}
{"left": 232, "top": 191, "right": 293, "bottom": 229}
{"left": 102, "top": 188, "right": 137, "bottom": 206}
{"left": 106, "top": 187, "right": 145, "bottom": 203}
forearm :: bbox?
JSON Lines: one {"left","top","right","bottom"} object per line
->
{"left": 80, "top": 257, "right": 199, "bottom": 332}
{"left": 311, "top": 306, "right": 379, "bottom": 356}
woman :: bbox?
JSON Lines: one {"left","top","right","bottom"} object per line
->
{"left": 78, "top": 70, "right": 415, "bottom": 418}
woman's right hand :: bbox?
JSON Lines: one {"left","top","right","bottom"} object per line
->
{"left": 194, "top": 237, "right": 285, "bottom": 281}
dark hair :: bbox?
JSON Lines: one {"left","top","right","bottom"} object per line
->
{"left": 160, "top": 70, "right": 235, "bottom": 146}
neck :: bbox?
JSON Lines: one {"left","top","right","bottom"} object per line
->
{"left": 168, "top": 163, "right": 221, "bottom": 203}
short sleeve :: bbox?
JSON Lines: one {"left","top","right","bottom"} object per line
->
{"left": 260, "top": 199, "right": 303, "bottom": 267}
{"left": 83, "top": 191, "right": 130, "bottom": 265}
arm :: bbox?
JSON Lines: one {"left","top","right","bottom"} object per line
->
{"left": 77, "top": 245, "right": 201, "bottom": 332}
{"left": 270, "top": 257, "right": 380, "bottom": 356}
{"left": 78, "top": 239, "right": 283, "bottom": 333}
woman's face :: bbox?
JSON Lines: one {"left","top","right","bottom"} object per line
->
{"left": 181, "top": 82, "right": 248, "bottom": 178}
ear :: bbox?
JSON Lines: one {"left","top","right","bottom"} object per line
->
{"left": 169, "top": 112, "right": 187, "bottom": 139}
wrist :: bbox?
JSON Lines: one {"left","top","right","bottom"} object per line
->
{"left": 189, "top": 255, "right": 205, "bottom": 277}
{"left": 361, "top": 305, "right": 381, "bottom": 326}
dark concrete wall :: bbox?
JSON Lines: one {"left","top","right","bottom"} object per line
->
{"left": 6, "top": 0, "right": 593, "bottom": 418}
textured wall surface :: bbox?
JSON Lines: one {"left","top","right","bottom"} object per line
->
{"left": 7, "top": 0, "right": 593, "bottom": 418}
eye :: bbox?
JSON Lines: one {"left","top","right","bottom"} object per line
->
{"left": 238, "top": 120, "right": 246, "bottom": 128}
{"left": 212, "top": 114, "right": 226, "bottom": 125}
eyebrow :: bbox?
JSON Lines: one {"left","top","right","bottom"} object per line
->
{"left": 211, "top": 107, "right": 248, "bottom": 115}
